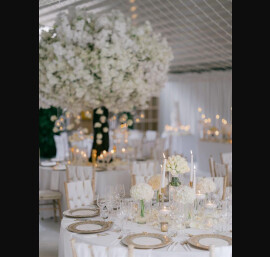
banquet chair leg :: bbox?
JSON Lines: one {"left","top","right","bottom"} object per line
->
{"left": 53, "top": 200, "right": 57, "bottom": 222}
{"left": 57, "top": 199, "right": 62, "bottom": 220}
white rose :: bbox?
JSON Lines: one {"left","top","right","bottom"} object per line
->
{"left": 100, "top": 115, "right": 107, "bottom": 123}
{"left": 96, "top": 139, "right": 102, "bottom": 145}
{"left": 96, "top": 108, "right": 104, "bottom": 115}
{"left": 96, "top": 133, "right": 103, "bottom": 139}
{"left": 50, "top": 115, "right": 57, "bottom": 122}
{"left": 94, "top": 122, "right": 102, "bottom": 128}
{"left": 103, "top": 127, "right": 109, "bottom": 133}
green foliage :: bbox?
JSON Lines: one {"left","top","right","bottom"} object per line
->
{"left": 39, "top": 107, "right": 61, "bottom": 158}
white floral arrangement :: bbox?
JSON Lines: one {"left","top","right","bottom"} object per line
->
{"left": 166, "top": 155, "right": 190, "bottom": 176}
{"left": 175, "top": 185, "right": 196, "bottom": 204}
{"left": 196, "top": 178, "right": 216, "bottom": 194}
{"left": 39, "top": 7, "right": 173, "bottom": 114}
{"left": 130, "top": 183, "right": 154, "bottom": 202}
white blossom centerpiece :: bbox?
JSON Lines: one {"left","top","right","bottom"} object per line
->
{"left": 39, "top": 7, "right": 173, "bottom": 157}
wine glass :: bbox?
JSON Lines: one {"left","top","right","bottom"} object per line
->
{"left": 117, "top": 184, "right": 126, "bottom": 199}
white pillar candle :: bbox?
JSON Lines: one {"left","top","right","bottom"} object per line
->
{"left": 193, "top": 165, "right": 196, "bottom": 193}
{"left": 161, "top": 153, "right": 167, "bottom": 188}
{"left": 190, "top": 150, "right": 193, "bottom": 185}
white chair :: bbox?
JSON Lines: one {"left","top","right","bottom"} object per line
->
{"left": 54, "top": 132, "right": 69, "bottom": 160}
{"left": 220, "top": 152, "right": 232, "bottom": 172}
{"left": 214, "top": 161, "right": 231, "bottom": 187}
{"left": 210, "top": 245, "right": 232, "bottom": 257}
{"left": 64, "top": 180, "right": 94, "bottom": 209}
{"left": 66, "top": 165, "right": 96, "bottom": 196}
{"left": 39, "top": 168, "right": 62, "bottom": 221}
{"left": 209, "top": 155, "right": 215, "bottom": 177}
{"left": 71, "top": 239, "right": 134, "bottom": 257}
{"left": 145, "top": 130, "right": 157, "bottom": 141}
{"left": 130, "top": 160, "right": 157, "bottom": 186}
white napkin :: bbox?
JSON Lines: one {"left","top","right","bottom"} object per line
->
{"left": 210, "top": 245, "right": 232, "bottom": 257}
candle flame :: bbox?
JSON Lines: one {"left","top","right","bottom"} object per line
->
{"left": 163, "top": 153, "right": 166, "bottom": 159}
{"left": 190, "top": 150, "right": 193, "bottom": 155}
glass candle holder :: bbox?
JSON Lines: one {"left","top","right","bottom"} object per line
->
{"left": 160, "top": 222, "right": 168, "bottom": 232}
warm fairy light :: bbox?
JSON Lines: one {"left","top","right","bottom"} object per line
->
{"left": 163, "top": 153, "right": 166, "bottom": 159}
{"left": 120, "top": 123, "right": 127, "bottom": 128}
{"left": 111, "top": 149, "right": 114, "bottom": 154}
{"left": 204, "top": 119, "right": 208, "bottom": 124}
{"left": 198, "top": 107, "right": 202, "bottom": 113}
{"left": 77, "top": 115, "right": 81, "bottom": 119}
{"left": 113, "top": 115, "right": 117, "bottom": 120}
{"left": 76, "top": 149, "right": 79, "bottom": 153}
{"left": 130, "top": 0, "right": 135, "bottom": 3}
{"left": 216, "top": 114, "right": 220, "bottom": 119}
{"left": 103, "top": 150, "right": 107, "bottom": 155}
{"left": 201, "top": 114, "right": 206, "bottom": 119}
{"left": 122, "top": 148, "right": 126, "bottom": 153}
{"left": 140, "top": 113, "right": 145, "bottom": 118}
{"left": 131, "top": 14, "right": 138, "bottom": 19}
{"left": 130, "top": 6, "right": 137, "bottom": 12}
{"left": 222, "top": 119, "right": 228, "bottom": 125}
{"left": 207, "top": 118, "right": 211, "bottom": 123}
{"left": 56, "top": 122, "right": 60, "bottom": 126}
{"left": 60, "top": 117, "right": 64, "bottom": 122}
{"left": 215, "top": 131, "right": 219, "bottom": 136}
{"left": 59, "top": 126, "right": 63, "bottom": 130}
{"left": 135, "top": 118, "right": 140, "bottom": 123}
{"left": 207, "top": 130, "right": 211, "bottom": 135}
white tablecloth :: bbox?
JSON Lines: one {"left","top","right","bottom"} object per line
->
{"left": 39, "top": 166, "right": 131, "bottom": 218}
{"left": 59, "top": 215, "right": 232, "bottom": 257}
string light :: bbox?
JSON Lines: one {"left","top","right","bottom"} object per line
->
{"left": 201, "top": 114, "right": 206, "bottom": 119}
{"left": 130, "top": 6, "right": 137, "bottom": 12}
{"left": 198, "top": 107, "right": 202, "bottom": 113}
{"left": 131, "top": 14, "right": 137, "bottom": 19}
{"left": 216, "top": 114, "right": 220, "bottom": 119}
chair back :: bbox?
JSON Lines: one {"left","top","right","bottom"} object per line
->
{"left": 131, "top": 160, "right": 157, "bottom": 186}
{"left": 210, "top": 245, "right": 232, "bottom": 257}
{"left": 145, "top": 130, "right": 157, "bottom": 141}
{"left": 66, "top": 165, "right": 96, "bottom": 195}
{"left": 209, "top": 155, "right": 215, "bottom": 177}
{"left": 64, "top": 180, "right": 94, "bottom": 209}
{"left": 220, "top": 152, "right": 232, "bottom": 171}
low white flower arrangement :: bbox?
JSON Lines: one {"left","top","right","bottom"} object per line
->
{"left": 166, "top": 155, "right": 190, "bottom": 176}
{"left": 175, "top": 185, "right": 196, "bottom": 204}
{"left": 130, "top": 183, "right": 154, "bottom": 202}
{"left": 130, "top": 183, "right": 154, "bottom": 221}
{"left": 196, "top": 178, "right": 216, "bottom": 194}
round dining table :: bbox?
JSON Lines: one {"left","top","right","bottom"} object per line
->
{"left": 58, "top": 213, "right": 232, "bottom": 257}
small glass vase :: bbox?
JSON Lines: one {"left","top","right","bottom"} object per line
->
{"left": 136, "top": 200, "right": 147, "bottom": 224}
{"left": 169, "top": 176, "right": 181, "bottom": 203}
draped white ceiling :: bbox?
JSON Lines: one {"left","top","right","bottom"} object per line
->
{"left": 39, "top": 0, "right": 232, "bottom": 74}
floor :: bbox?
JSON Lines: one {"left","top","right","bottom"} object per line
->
{"left": 39, "top": 216, "right": 61, "bottom": 257}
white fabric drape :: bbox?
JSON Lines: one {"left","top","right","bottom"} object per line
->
{"left": 159, "top": 70, "right": 232, "bottom": 135}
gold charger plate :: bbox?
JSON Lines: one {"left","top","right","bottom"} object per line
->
{"left": 187, "top": 234, "right": 232, "bottom": 250}
{"left": 121, "top": 232, "right": 172, "bottom": 249}
{"left": 67, "top": 220, "right": 113, "bottom": 234}
{"left": 63, "top": 207, "right": 100, "bottom": 218}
